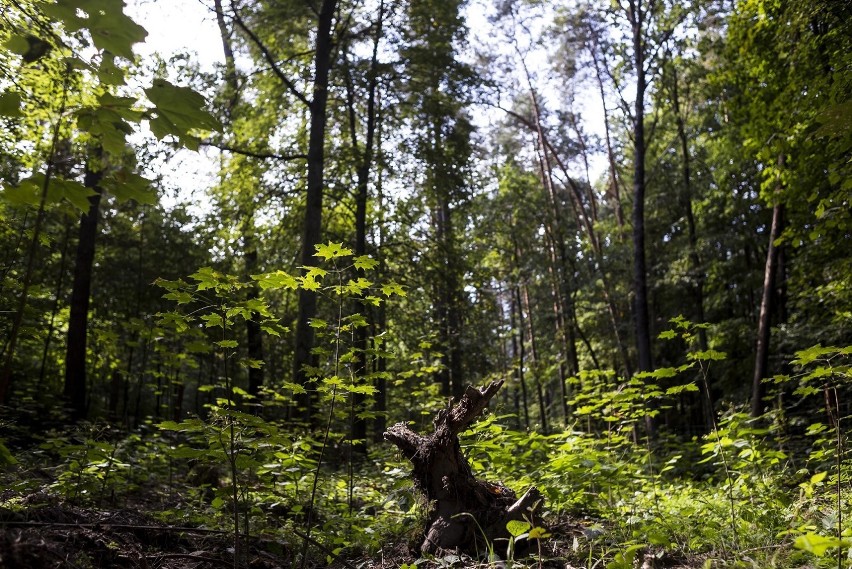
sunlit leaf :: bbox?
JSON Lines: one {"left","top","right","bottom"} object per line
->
{"left": 506, "top": 520, "right": 530, "bottom": 537}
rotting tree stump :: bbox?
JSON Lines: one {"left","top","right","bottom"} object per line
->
{"left": 384, "top": 380, "right": 543, "bottom": 555}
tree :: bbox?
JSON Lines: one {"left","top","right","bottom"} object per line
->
{"left": 0, "top": 0, "right": 216, "bottom": 414}
{"left": 399, "top": 0, "right": 475, "bottom": 399}
{"left": 713, "top": 0, "right": 852, "bottom": 415}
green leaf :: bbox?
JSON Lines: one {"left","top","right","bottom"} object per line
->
{"left": 216, "top": 340, "right": 238, "bottom": 349}
{"left": 794, "top": 533, "right": 845, "bottom": 557}
{"left": 144, "top": 79, "right": 221, "bottom": 148}
{"left": 201, "top": 313, "right": 224, "bottom": 328}
{"left": 3, "top": 35, "right": 30, "bottom": 56}
{"left": 345, "top": 384, "right": 378, "bottom": 395}
{"left": 96, "top": 54, "right": 125, "bottom": 85}
{"left": 810, "top": 471, "right": 827, "bottom": 485}
{"left": 87, "top": 10, "right": 148, "bottom": 60}
{"left": 158, "top": 311, "right": 190, "bottom": 332}
{"left": 1, "top": 174, "right": 96, "bottom": 212}
{"left": 54, "top": 178, "right": 99, "bottom": 212}
{"left": 354, "top": 255, "right": 379, "bottom": 270}
{"left": 665, "top": 383, "right": 699, "bottom": 395}
{"left": 260, "top": 322, "right": 288, "bottom": 337}
{"left": 102, "top": 169, "right": 155, "bottom": 204}
{"left": 0, "top": 439, "right": 18, "bottom": 468}
{"left": 253, "top": 270, "right": 299, "bottom": 290}
{"left": 314, "top": 241, "right": 353, "bottom": 260}
{"left": 190, "top": 267, "right": 222, "bottom": 290}
{"left": 345, "top": 278, "right": 372, "bottom": 296}
{"left": 301, "top": 266, "right": 328, "bottom": 280}
{"left": 245, "top": 298, "right": 271, "bottom": 317}
{"left": 163, "top": 291, "right": 193, "bottom": 305}
{"left": 380, "top": 282, "right": 406, "bottom": 297}
{"left": 0, "top": 92, "right": 23, "bottom": 117}
{"left": 649, "top": 367, "right": 678, "bottom": 379}
{"left": 506, "top": 520, "right": 530, "bottom": 537}
{"left": 687, "top": 349, "right": 727, "bottom": 361}
{"left": 793, "top": 345, "right": 837, "bottom": 366}
{"left": 300, "top": 275, "right": 321, "bottom": 291}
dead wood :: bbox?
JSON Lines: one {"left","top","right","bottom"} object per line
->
{"left": 384, "top": 380, "right": 543, "bottom": 556}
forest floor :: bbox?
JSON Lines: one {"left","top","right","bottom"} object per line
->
{"left": 0, "top": 491, "right": 290, "bottom": 568}
{"left": 0, "top": 491, "right": 709, "bottom": 569}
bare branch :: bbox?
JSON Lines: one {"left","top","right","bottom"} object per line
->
{"left": 199, "top": 140, "right": 307, "bottom": 162}
{"left": 228, "top": 1, "right": 312, "bottom": 108}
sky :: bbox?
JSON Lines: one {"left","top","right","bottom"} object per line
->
{"left": 126, "top": 0, "right": 223, "bottom": 210}
{"left": 127, "top": 0, "right": 221, "bottom": 71}
{"left": 123, "top": 0, "right": 608, "bottom": 208}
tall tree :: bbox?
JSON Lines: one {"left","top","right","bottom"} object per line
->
{"left": 63, "top": 154, "right": 103, "bottom": 420}
{"left": 341, "top": 0, "right": 385, "bottom": 449}
{"left": 401, "top": 0, "right": 474, "bottom": 398}
{"left": 229, "top": 0, "right": 340, "bottom": 421}
{"left": 713, "top": 0, "right": 852, "bottom": 414}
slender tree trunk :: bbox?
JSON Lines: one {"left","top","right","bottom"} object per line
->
{"left": 344, "top": 3, "right": 384, "bottom": 450}
{"left": 512, "top": 287, "right": 530, "bottom": 430}
{"left": 588, "top": 33, "right": 625, "bottom": 232}
{"left": 372, "top": 100, "right": 388, "bottom": 443}
{"left": 64, "top": 161, "right": 104, "bottom": 421}
{"left": 521, "top": 284, "right": 548, "bottom": 434}
{"left": 0, "top": 69, "right": 72, "bottom": 404}
{"left": 215, "top": 0, "right": 264, "bottom": 402}
{"left": 293, "top": 0, "right": 338, "bottom": 424}
{"left": 38, "top": 222, "right": 73, "bottom": 388}
{"left": 751, "top": 202, "right": 784, "bottom": 417}
{"left": 547, "top": 264, "right": 572, "bottom": 423}
{"left": 244, "top": 239, "right": 264, "bottom": 398}
{"left": 629, "top": 0, "right": 653, "bottom": 378}
{"left": 214, "top": 0, "right": 238, "bottom": 113}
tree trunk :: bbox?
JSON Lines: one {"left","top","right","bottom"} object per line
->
{"left": 293, "top": 0, "right": 338, "bottom": 424}
{"left": 384, "top": 380, "right": 543, "bottom": 555}
{"left": 344, "top": 2, "right": 384, "bottom": 450}
{"left": 64, "top": 162, "right": 104, "bottom": 421}
{"left": 751, "top": 202, "right": 784, "bottom": 417}
{"left": 629, "top": 0, "right": 653, "bottom": 378}
{"left": 245, "top": 239, "right": 264, "bottom": 399}
{"left": 521, "top": 284, "right": 548, "bottom": 434}
{"left": 512, "top": 287, "right": 530, "bottom": 430}
{"left": 215, "top": 0, "right": 264, "bottom": 403}
{"left": 38, "top": 222, "right": 73, "bottom": 389}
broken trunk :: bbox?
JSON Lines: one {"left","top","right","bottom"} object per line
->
{"left": 384, "top": 380, "right": 543, "bottom": 555}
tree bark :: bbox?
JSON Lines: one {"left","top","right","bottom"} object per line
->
{"left": 64, "top": 162, "right": 104, "bottom": 421}
{"left": 751, "top": 202, "right": 784, "bottom": 417}
{"left": 629, "top": 0, "right": 653, "bottom": 378}
{"left": 215, "top": 0, "right": 264, "bottom": 402}
{"left": 384, "top": 380, "right": 543, "bottom": 555}
{"left": 344, "top": 2, "right": 384, "bottom": 451}
{"left": 293, "top": 0, "right": 338, "bottom": 424}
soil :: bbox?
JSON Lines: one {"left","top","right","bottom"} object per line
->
{"left": 0, "top": 493, "right": 707, "bottom": 568}
{"left": 0, "top": 492, "right": 292, "bottom": 569}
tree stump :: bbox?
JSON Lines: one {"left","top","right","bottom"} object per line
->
{"left": 384, "top": 380, "right": 543, "bottom": 555}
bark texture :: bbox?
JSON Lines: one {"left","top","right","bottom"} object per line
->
{"left": 64, "top": 164, "right": 104, "bottom": 421}
{"left": 384, "top": 380, "right": 543, "bottom": 555}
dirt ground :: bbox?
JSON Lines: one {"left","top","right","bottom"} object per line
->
{"left": 0, "top": 493, "right": 702, "bottom": 568}
{"left": 0, "top": 492, "right": 295, "bottom": 569}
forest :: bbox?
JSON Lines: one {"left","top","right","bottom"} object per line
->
{"left": 0, "top": 0, "right": 850, "bottom": 567}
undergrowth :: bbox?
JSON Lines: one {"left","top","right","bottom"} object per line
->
{"left": 1, "top": 313, "right": 849, "bottom": 568}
